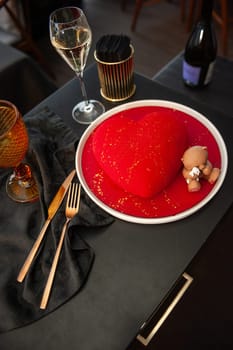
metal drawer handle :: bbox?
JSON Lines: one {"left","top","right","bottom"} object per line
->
{"left": 136, "top": 272, "right": 193, "bottom": 346}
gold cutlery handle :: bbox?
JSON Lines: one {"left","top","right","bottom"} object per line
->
{"left": 17, "top": 218, "right": 51, "bottom": 283}
{"left": 40, "top": 219, "right": 70, "bottom": 310}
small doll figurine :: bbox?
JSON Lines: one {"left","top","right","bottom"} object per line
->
{"left": 181, "top": 146, "right": 220, "bottom": 192}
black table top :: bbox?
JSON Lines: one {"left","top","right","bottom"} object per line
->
{"left": 153, "top": 52, "right": 233, "bottom": 116}
{"left": 1, "top": 63, "right": 233, "bottom": 350}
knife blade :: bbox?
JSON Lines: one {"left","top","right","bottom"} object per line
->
{"left": 17, "top": 169, "right": 76, "bottom": 283}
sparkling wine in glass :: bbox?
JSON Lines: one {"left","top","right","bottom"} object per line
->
{"left": 0, "top": 100, "right": 39, "bottom": 203}
{"left": 49, "top": 6, "right": 105, "bottom": 124}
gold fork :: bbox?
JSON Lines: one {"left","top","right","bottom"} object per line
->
{"left": 40, "top": 182, "right": 81, "bottom": 310}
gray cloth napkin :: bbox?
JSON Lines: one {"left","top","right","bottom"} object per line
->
{"left": 0, "top": 107, "right": 114, "bottom": 333}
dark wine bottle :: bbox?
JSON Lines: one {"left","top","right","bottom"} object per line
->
{"left": 182, "top": 0, "right": 217, "bottom": 88}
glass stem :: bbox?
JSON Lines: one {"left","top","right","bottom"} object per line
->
{"left": 76, "top": 71, "right": 89, "bottom": 106}
{"left": 13, "top": 163, "right": 36, "bottom": 187}
{"left": 14, "top": 163, "right": 32, "bottom": 181}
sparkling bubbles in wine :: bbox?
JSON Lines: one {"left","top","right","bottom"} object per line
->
{"left": 51, "top": 27, "right": 91, "bottom": 73}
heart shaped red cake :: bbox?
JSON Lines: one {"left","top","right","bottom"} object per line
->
{"left": 92, "top": 110, "right": 188, "bottom": 198}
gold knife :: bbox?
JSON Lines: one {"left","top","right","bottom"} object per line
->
{"left": 17, "top": 169, "right": 76, "bottom": 283}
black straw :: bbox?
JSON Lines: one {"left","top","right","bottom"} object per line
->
{"left": 96, "top": 34, "right": 131, "bottom": 62}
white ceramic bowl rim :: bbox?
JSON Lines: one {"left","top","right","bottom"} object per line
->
{"left": 75, "top": 99, "right": 228, "bottom": 224}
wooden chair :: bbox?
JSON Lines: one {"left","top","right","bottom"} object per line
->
{"left": 121, "top": 0, "right": 164, "bottom": 31}
{"left": 180, "top": 0, "right": 202, "bottom": 30}
{"left": 181, "top": 0, "right": 233, "bottom": 56}
{"left": 212, "top": 0, "right": 233, "bottom": 56}
{"left": 0, "top": 0, "right": 55, "bottom": 78}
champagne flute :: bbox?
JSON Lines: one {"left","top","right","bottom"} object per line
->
{"left": 49, "top": 6, "right": 105, "bottom": 124}
{"left": 0, "top": 100, "right": 39, "bottom": 203}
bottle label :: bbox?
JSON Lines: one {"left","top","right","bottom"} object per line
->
{"left": 182, "top": 60, "right": 201, "bottom": 86}
{"left": 204, "top": 61, "right": 215, "bottom": 85}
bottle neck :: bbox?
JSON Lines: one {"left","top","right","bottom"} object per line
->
{"left": 201, "top": 0, "right": 214, "bottom": 21}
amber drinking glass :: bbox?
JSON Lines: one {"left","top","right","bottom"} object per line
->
{"left": 0, "top": 100, "right": 39, "bottom": 202}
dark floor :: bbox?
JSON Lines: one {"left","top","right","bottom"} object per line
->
{"left": 33, "top": 0, "right": 233, "bottom": 88}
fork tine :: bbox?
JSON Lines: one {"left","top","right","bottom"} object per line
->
{"left": 75, "top": 183, "right": 80, "bottom": 208}
{"left": 66, "top": 183, "right": 72, "bottom": 207}
{"left": 40, "top": 182, "right": 81, "bottom": 309}
{"left": 75, "top": 183, "right": 81, "bottom": 208}
{"left": 67, "top": 183, "right": 80, "bottom": 210}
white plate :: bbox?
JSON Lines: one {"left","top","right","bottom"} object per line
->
{"left": 75, "top": 100, "right": 228, "bottom": 224}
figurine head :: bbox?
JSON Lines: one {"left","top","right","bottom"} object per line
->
{"left": 181, "top": 146, "right": 208, "bottom": 170}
